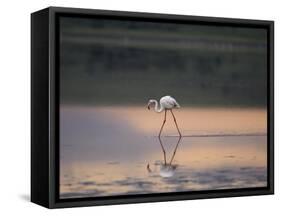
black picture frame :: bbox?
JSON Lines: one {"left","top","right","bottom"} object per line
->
{"left": 31, "top": 6, "right": 274, "bottom": 209}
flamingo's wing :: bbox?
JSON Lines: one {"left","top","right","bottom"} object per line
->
{"left": 161, "top": 96, "right": 180, "bottom": 109}
{"left": 167, "top": 96, "right": 180, "bottom": 108}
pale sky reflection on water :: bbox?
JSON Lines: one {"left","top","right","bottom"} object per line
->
{"left": 60, "top": 106, "right": 267, "bottom": 198}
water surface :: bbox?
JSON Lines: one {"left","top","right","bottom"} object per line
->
{"left": 60, "top": 106, "right": 267, "bottom": 198}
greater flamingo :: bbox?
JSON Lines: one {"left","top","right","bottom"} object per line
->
{"left": 147, "top": 95, "right": 182, "bottom": 137}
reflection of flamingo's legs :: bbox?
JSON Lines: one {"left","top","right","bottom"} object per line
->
{"left": 147, "top": 164, "right": 152, "bottom": 173}
{"left": 169, "top": 136, "right": 182, "bottom": 165}
{"left": 158, "top": 110, "right": 167, "bottom": 137}
{"left": 158, "top": 136, "right": 167, "bottom": 165}
{"left": 170, "top": 110, "right": 182, "bottom": 137}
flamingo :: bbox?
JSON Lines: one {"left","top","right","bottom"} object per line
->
{"left": 147, "top": 95, "right": 182, "bottom": 137}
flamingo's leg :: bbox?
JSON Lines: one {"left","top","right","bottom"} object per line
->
{"left": 170, "top": 110, "right": 182, "bottom": 137}
{"left": 158, "top": 110, "right": 167, "bottom": 137}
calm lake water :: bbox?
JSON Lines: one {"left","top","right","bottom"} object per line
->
{"left": 60, "top": 106, "right": 267, "bottom": 198}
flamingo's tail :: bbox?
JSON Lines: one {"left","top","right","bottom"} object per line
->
{"left": 175, "top": 101, "right": 180, "bottom": 108}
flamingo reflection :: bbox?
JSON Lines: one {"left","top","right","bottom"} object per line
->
{"left": 147, "top": 136, "right": 182, "bottom": 177}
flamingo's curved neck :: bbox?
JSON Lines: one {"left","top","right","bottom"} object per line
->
{"left": 151, "top": 99, "right": 164, "bottom": 113}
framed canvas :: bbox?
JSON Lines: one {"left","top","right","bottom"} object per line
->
{"left": 31, "top": 6, "right": 274, "bottom": 208}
